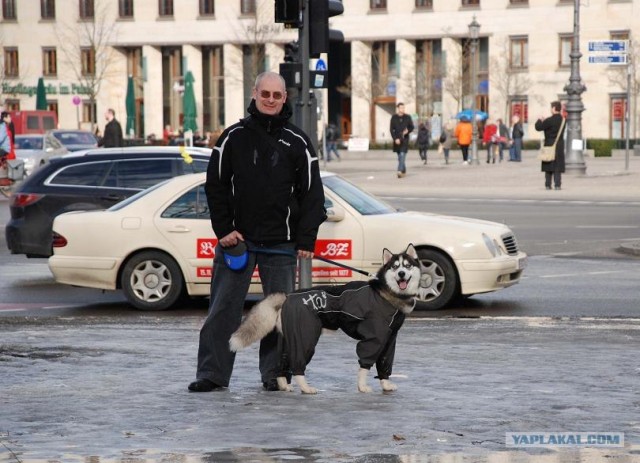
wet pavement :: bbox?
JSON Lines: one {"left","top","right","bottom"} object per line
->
{"left": 1, "top": 315, "right": 638, "bottom": 462}
{"left": 1, "top": 149, "right": 639, "bottom": 462}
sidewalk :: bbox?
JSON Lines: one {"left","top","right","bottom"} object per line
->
{"left": 320, "top": 149, "right": 640, "bottom": 202}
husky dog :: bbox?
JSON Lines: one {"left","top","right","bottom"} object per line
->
{"left": 229, "top": 244, "right": 422, "bottom": 394}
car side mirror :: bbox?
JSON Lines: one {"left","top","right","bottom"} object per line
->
{"left": 326, "top": 204, "right": 345, "bottom": 222}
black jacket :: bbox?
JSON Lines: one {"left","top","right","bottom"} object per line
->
{"left": 99, "top": 119, "right": 123, "bottom": 148}
{"left": 205, "top": 100, "right": 326, "bottom": 252}
{"left": 390, "top": 113, "right": 414, "bottom": 153}
{"left": 535, "top": 113, "right": 565, "bottom": 172}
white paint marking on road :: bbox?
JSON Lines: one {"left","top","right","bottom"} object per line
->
{"left": 575, "top": 225, "right": 638, "bottom": 229}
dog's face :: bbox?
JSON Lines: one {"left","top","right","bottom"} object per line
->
{"left": 379, "top": 244, "right": 422, "bottom": 297}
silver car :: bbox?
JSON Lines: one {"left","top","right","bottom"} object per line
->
{"left": 14, "top": 133, "right": 69, "bottom": 175}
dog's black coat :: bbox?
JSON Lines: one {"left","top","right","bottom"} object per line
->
{"left": 278, "top": 278, "right": 414, "bottom": 380}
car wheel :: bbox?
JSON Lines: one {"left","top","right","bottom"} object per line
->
{"left": 121, "top": 251, "right": 184, "bottom": 311}
{"left": 415, "top": 249, "right": 458, "bottom": 311}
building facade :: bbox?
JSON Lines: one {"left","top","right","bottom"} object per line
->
{"left": 1, "top": 0, "right": 638, "bottom": 143}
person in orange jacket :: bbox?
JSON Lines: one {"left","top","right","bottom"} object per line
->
{"left": 454, "top": 118, "right": 473, "bottom": 164}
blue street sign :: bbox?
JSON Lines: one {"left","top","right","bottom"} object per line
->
{"left": 588, "top": 54, "right": 628, "bottom": 65}
{"left": 588, "top": 40, "right": 628, "bottom": 53}
{"left": 315, "top": 59, "right": 327, "bottom": 71}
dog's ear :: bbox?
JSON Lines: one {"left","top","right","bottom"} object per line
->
{"left": 382, "top": 248, "right": 393, "bottom": 265}
{"left": 405, "top": 244, "right": 418, "bottom": 259}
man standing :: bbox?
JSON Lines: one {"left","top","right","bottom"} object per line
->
{"left": 188, "top": 71, "right": 326, "bottom": 393}
{"left": 98, "top": 109, "right": 124, "bottom": 148}
{"left": 509, "top": 115, "right": 524, "bottom": 162}
{"left": 389, "top": 102, "right": 414, "bottom": 178}
{"left": 535, "top": 101, "right": 566, "bottom": 190}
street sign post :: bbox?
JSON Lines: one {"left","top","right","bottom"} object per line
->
{"left": 587, "top": 54, "right": 628, "bottom": 65}
{"left": 587, "top": 39, "right": 631, "bottom": 170}
{"left": 587, "top": 40, "right": 628, "bottom": 53}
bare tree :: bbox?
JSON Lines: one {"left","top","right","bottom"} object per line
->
{"left": 442, "top": 43, "right": 467, "bottom": 112}
{"left": 55, "top": 0, "right": 119, "bottom": 131}
{"left": 490, "top": 38, "right": 533, "bottom": 121}
{"left": 608, "top": 39, "right": 640, "bottom": 139}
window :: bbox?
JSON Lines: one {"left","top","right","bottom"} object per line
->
{"left": 159, "top": 0, "right": 173, "bottom": 16}
{"left": 203, "top": 46, "right": 225, "bottom": 132}
{"left": 610, "top": 30, "right": 630, "bottom": 41}
{"left": 51, "top": 161, "right": 111, "bottom": 187}
{"left": 81, "top": 47, "right": 95, "bottom": 76}
{"left": 559, "top": 34, "right": 573, "bottom": 67}
{"left": 509, "top": 0, "right": 527, "bottom": 4}
{"left": 41, "top": 0, "right": 55, "bottom": 19}
{"left": 240, "top": 0, "right": 255, "bottom": 15}
{"left": 4, "top": 99, "right": 19, "bottom": 111}
{"left": 200, "top": 0, "right": 214, "bottom": 15}
{"left": 162, "top": 186, "right": 210, "bottom": 220}
{"left": 119, "top": 0, "right": 133, "bottom": 17}
{"left": 47, "top": 101, "right": 59, "bottom": 118}
{"left": 2, "top": 0, "right": 17, "bottom": 19}
{"left": 106, "top": 160, "right": 176, "bottom": 189}
{"left": 79, "top": 0, "right": 94, "bottom": 19}
{"left": 372, "top": 41, "right": 396, "bottom": 97}
{"left": 4, "top": 47, "right": 19, "bottom": 77}
{"left": 462, "top": 0, "right": 480, "bottom": 6}
{"left": 510, "top": 97, "right": 529, "bottom": 132}
{"left": 82, "top": 100, "right": 96, "bottom": 124}
{"left": 509, "top": 36, "right": 528, "bottom": 69}
{"left": 370, "top": 0, "right": 386, "bottom": 9}
{"left": 415, "top": 0, "right": 432, "bottom": 8}
{"left": 43, "top": 47, "right": 57, "bottom": 76}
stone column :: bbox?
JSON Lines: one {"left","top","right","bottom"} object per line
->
{"left": 223, "top": 43, "right": 245, "bottom": 127}
{"left": 350, "top": 40, "right": 372, "bottom": 140}
{"left": 142, "top": 45, "right": 163, "bottom": 139}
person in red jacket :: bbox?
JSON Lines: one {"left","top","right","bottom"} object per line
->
{"left": 482, "top": 119, "right": 498, "bottom": 164}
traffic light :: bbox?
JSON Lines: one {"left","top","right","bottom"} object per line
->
{"left": 275, "top": 0, "right": 301, "bottom": 27}
{"left": 309, "top": 0, "right": 344, "bottom": 57}
{"left": 284, "top": 40, "right": 300, "bottom": 63}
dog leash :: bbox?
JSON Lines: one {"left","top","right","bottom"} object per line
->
{"left": 247, "top": 246, "right": 374, "bottom": 278}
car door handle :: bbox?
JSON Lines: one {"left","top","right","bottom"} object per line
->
{"left": 167, "top": 225, "right": 191, "bottom": 233}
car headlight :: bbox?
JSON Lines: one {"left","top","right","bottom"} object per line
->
{"left": 482, "top": 233, "right": 500, "bottom": 257}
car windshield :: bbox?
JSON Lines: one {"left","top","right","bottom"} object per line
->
{"left": 16, "top": 137, "right": 43, "bottom": 150}
{"left": 322, "top": 175, "right": 397, "bottom": 216}
{"left": 53, "top": 132, "right": 98, "bottom": 145}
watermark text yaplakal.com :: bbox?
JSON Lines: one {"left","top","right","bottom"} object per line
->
{"left": 506, "top": 432, "right": 624, "bottom": 448}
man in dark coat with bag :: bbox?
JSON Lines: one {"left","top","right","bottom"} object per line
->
{"left": 535, "top": 101, "right": 566, "bottom": 190}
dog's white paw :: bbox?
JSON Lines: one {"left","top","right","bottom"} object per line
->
{"left": 358, "top": 384, "right": 373, "bottom": 393}
{"left": 357, "top": 367, "right": 372, "bottom": 393}
{"left": 277, "top": 377, "right": 293, "bottom": 392}
{"left": 294, "top": 375, "right": 318, "bottom": 395}
{"left": 380, "top": 379, "right": 397, "bottom": 392}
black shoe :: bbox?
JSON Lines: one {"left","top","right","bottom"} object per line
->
{"left": 262, "top": 379, "right": 280, "bottom": 391}
{"left": 188, "top": 379, "right": 224, "bottom": 392}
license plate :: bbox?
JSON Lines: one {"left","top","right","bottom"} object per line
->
{"left": 517, "top": 257, "right": 528, "bottom": 270}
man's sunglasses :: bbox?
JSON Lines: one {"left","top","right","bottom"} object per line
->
{"left": 258, "top": 90, "right": 284, "bottom": 100}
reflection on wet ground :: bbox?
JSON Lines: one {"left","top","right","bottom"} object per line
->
{"left": 3, "top": 447, "right": 638, "bottom": 463}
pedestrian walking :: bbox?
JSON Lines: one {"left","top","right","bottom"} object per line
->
{"left": 325, "top": 122, "right": 341, "bottom": 162}
{"left": 417, "top": 122, "right": 430, "bottom": 165}
{"left": 535, "top": 101, "right": 566, "bottom": 190}
{"left": 188, "top": 71, "right": 326, "bottom": 393}
{"left": 454, "top": 118, "right": 472, "bottom": 164}
{"left": 439, "top": 122, "right": 454, "bottom": 165}
{"left": 98, "top": 109, "right": 124, "bottom": 148}
{"left": 389, "top": 102, "right": 414, "bottom": 178}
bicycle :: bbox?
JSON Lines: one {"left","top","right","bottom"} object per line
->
{"left": 0, "top": 156, "right": 25, "bottom": 198}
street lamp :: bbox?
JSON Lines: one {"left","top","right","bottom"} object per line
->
{"left": 563, "top": 0, "right": 587, "bottom": 174}
{"left": 468, "top": 15, "right": 480, "bottom": 165}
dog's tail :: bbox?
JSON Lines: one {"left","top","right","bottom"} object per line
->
{"left": 229, "top": 293, "right": 286, "bottom": 352}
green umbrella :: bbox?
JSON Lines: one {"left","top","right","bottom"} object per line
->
{"left": 182, "top": 71, "right": 197, "bottom": 133}
{"left": 125, "top": 75, "right": 136, "bottom": 137}
{"left": 35, "top": 77, "right": 47, "bottom": 110}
